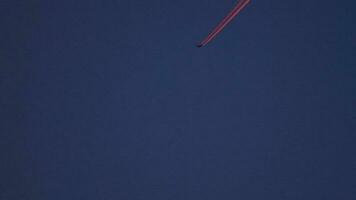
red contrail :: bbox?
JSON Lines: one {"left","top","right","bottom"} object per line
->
{"left": 197, "top": 0, "right": 251, "bottom": 47}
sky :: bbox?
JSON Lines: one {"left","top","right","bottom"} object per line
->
{"left": 1, "top": 0, "right": 356, "bottom": 199}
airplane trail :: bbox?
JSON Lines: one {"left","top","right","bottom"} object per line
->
{"left": 197, "top": 0, "right": 251, "bottom": 47}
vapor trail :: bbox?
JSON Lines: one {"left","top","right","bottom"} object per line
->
{"left": 197, "top": 0, "right": 251, "bottom": 47}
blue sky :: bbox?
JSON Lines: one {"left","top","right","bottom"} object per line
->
{"left": 1, "top": 0, "right": 355, "bottom": 199}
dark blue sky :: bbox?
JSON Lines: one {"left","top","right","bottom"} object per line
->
{"left": 2, "top": 0, "right": 356, "bottom": 199}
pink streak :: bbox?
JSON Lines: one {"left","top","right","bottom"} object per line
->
{"left": 197, "top": 0, "right": 251, "bottom": 47}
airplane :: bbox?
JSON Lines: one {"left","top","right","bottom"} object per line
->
{"left": 197, "top": 0, "right": 251, "bottom": 47}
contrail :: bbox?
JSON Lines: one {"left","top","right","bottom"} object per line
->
{"left": 197, "top": 0, "right": 251, "bottom": 47}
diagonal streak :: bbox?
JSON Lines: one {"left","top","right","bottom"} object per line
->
{"left": 197, "top": 0, "right": 251, "bottom": 47}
